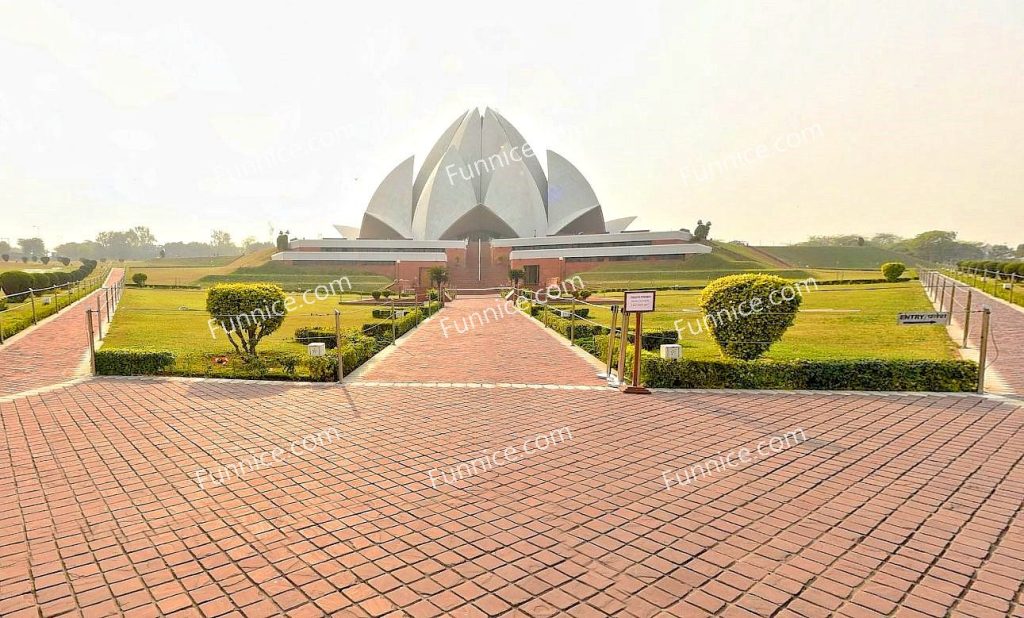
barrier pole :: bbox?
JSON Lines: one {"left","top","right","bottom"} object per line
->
{"left": 962, "top": 289, "right": 972, "bottom": 348}
{"left": 335, "top": 309, "right": 343, "bottom": 382}
{"left": 977, "top": 307, "right": 991, "bottom": 395}
{"left": 616, "top": 311, "right": 630, "bottom": 386}
{"left": 604, "top": 305, "right": 619, "bottom": 380}
{"left": 29, "top": 289, "right": 37, "bottom": 324}
{"left": 86, "top": 309, "right": 96, "bottom": 375}
{"left": 570, "top": 297, "right": 576, "bottom": 346}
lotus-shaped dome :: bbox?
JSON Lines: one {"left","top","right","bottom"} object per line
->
{"left": 359, "top": 108, "right": 609, "bottom": 240}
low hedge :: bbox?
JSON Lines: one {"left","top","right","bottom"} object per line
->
{"left": 307, "top": 335, "right": 376, "bottom": 381}
{"left": 541, "top": 308, "right": 607, "bottom": 342}
{"left": 96, "top": 349, "right": 176, "bottom": 375}
{"left": 641, "top": 357, "right": 979, "bottom": 391}
{"left": 591, "top": 326, "right": 977, "bottom": 391}
{"left": 361, "top": 308, "right": 423, "bottom": 347}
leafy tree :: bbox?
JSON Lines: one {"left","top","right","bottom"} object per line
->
{"left": 1, "top": 254, "right": 8, "bottom": 262}
{"left": 159, "top": 248, "right": 166, "bottom": 259}
{"left": 0, "top": 240, "right": 9, "bottom": 254}
{"left": 427, "top": 266, "right": 449, "bottom": 303}
{"left": 870, "top": 233, "right": 904, "bottom": 248}
{"left": 699, "top": 274, "right": 802, "bottom": 360}
{"left": 20, "top": 256, "right": 28, "bottom": 263}
{"left": 18, "top": 237, "right": 45, "bottom": 257}
{"left": 206, "top": 284, "right": 287, "bottom": 356}
{"left": 693, "top": 220, "right": 712, "bottom": 241}
{"left": 40, "top": 256, "right": 50, "bottom": 265}
{"left": 1016, "top": 244, "right": 1024, "bottom": 258}
{"left": 58, "top": 257, "right": 70, "bottom": 266}
{"left": 276, "top": 231, "right": 290, "bottom": 251}
{"left": 508, "top": 268, "right": 525, "bottom": 289}
{"left": 132, "top": 272, "right": 149, "bottom": 286}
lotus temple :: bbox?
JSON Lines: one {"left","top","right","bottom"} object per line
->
{"left": 272, "top": 108, "right": 710, "bottom": 288}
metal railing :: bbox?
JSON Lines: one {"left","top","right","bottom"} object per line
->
{"left": 0, "top": 267, "right": 115, "bottom": 344}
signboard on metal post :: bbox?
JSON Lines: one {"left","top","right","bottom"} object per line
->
{"left": 621, "top": 290, "right": 654, "bottom": 394}
{"left": 624, "top": 290, "right": 656, "bottom": 313}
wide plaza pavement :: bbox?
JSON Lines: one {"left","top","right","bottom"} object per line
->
{"left": 0, "top": 297, "right": 1022, "bottom": 617}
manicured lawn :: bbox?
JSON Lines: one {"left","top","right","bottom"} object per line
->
{"left": 102, "top": 288, "right": 424, "bottom": 376}
{"left": 572, "top": 281, "right": 956, "bottom": 361}
{"left": 575, "top": 263, "right": 904, "bottom": 289}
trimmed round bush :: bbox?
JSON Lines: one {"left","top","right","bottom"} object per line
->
{"left": 206, "top": 283, "right": 288, "bottom": 355}
{"left": 880, "top": 262, "right": 906, "bottom": 282}
{"left": 132, "top": 272, "right": 148, "bottom": 286}
{"left": 699, "top": 274, "right": 803, "bottom": 360}
{"left": 0, "top": 271, "right": 33, "bottom": 299}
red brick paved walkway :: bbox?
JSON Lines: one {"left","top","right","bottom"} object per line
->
{"left": 355, "top": 297, "right": 605, "bottom": 386}
{"left": 933, "top": 272, "right": 1024, "bottom": 395}
{"left": 0, "top": 380, "right": 1021, "bottom": 617}
{"left": 0, "top": 269, "right": 123, "bottom": 397}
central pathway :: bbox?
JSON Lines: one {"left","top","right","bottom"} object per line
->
{"left": 354, "top": 296, "right": 606, "bottom": 386}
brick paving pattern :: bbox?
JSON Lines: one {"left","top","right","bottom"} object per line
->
{"left": 0, "top": 269, "right": 123, "bottom": 397}
{"left": 356, "top": 297, "right": 605, "bottom": 386}
{"left": 934, "top": 272, "right": 1024, "bottom": 395}
{"left": 0, "top": 378, "right": 1022, "bottom": 617}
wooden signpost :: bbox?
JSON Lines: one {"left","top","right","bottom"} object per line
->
{"left": 621, "top": 290, "right": 656, "bottom": 394}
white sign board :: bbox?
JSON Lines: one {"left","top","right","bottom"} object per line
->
{"left": 624, "top": 290, "right": 656, "bottom": 313}
{"left": 898, "top": 312, "right": 949, "bottom": 325}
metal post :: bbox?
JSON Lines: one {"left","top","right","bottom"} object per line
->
{"left": 1010, "top": 274, "right": 1016, "bottom": 306}
{"left": 86, "top": 309, "right": 96, "bottom": 375}
{"left": 622, "top": 312, "right": 649, "bottom": 394}
{"left": 962, "top": 289, "right": 972, "bottom": 348}
{"left": 604, "top": 305, "right": 619, "bottom": 379}
{"left": 616, "top": 311, "right": 629, "bottom": 385}
{"left": 105, "top": 288, "right": 111, "bottom": 322}
{"left": 939, "top": 277, "right": 947, "bottom": 310}
{"left": 96, "top": 295, "right": 103, "bottom": 339}
{"left": 977, "top": 307, "right": 991, "bottom": 394}
{"left": 570, "top": 297, "right": 576, "bottom": 346}
{"left": 947, "top": 282, "right": 955, "bottom": 314}
{"left": 334, "top": 309, "right": 343, "bottom": 382}
{"left": 0, "top": 314, "right": 4, "bottom": 344}
{"left": 29, "top": 289, "right": 37, "bottom": 324}
{"left": 390, "top": 296, "right": 396, "bottom": 345}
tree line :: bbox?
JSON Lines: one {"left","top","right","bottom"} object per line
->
{"left": 796, "top": 230, "right": 1022, "bottom": 263}
{"left": 1, "top": 227, "right": 275, "bottom": 262}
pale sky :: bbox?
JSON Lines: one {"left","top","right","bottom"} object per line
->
{"left": 1, "top": 0, "right": 1021, "bottom": 248}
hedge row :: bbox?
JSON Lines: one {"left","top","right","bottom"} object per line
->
{"left": 0, "top": 259, "right": 98, "bottom": 300}
{"left": 307, "top": 335, "right": 377, "bottom": 381}
{"left": 587, "top": 324, "right": 978, "bottom": 392}
{"left": 641, "top": 357, "right": 979, "bottom": 391}
{"left": 362, "top": 308, "right": 424, "bottom": 347}
{"left": 957, "top": 260, "right": 1024, "bottom": 276}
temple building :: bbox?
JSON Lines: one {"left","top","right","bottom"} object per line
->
{"left": 272, "top": 108, "right": 710, "bottom": 289}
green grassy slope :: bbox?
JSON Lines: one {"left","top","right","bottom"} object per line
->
{"left": 754, "top": 245, "right": 922, "bottom": 269}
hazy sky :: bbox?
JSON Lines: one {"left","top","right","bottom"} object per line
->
{"left": 1, "top": 0, "right": 1021, "bottom": 248}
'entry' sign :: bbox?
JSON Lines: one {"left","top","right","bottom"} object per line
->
{"left": 624, "top": 290, "right": 657, "bottom": 313}
{"left": 898, "top": 312, "right": 949, "bottom": 325}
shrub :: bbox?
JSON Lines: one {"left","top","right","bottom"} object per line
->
{"left": 206, "top": 283, "right": 288, "bottom": 355}
{"left": 307, "top": 335, "right": 377, "bottom": 381}
{"left": 59, "top": 257, "right": 71, "bottom": 266}
{"left": 95, "top": 349, "right": 176, "bottom": 375}
{"left": 29, "top": 272, "right": 53, "bottom": 291}
{"left": 371, "top": 290, "right": 382, "bottom": 300}
{"left": 629, "top": 329, "right": 680, "bottom": 351}
{"left": 361, "top": 309, "right": 423, "bottom": 347}
{"left": 542, "top": 308, "right": 607, "bottom": 341}
{"left": 1, "top": 254, "right": 8, "bottom": 262}
{"left": 699, "top": 274, "right": 801, "bottom": 360}
{"left": 428, "top": 289, "right": 439, "bottom": 301}
{"left": 0, "top": 271, "right": 33, "bottom": 299}
{"left": 294, "top": 326, "right": 337, "bottom": 349}
{"left": 881, "top": 262, "right": 906, "bottom": 282}
{"left": 381, "top": 290, "right": 392, "bottom": 298}
{"left": 132, "top": 272, "right": 148, "bottom": 286}
{"left": 0, "top": 291, "right": 6, "bottom": 311}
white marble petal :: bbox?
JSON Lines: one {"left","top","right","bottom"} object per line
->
{"left": 604, "top": 216, "right": 637, "bottom": 234}
{"left": 494, "top": 109, "right": 547, "bottom": 209}
{"left": 546, "top": 150, "right": 606, "bottom": 235}
{"left": 362, "top": 156, "right": 414, "bottom": 238}
{"left": 484, "top": 156, "right": 548, "bottom": 238}
{"left": 412, "top": 147, "right": 480, "bottom": 240}
{"left": 413, "top": 111, "right": 468, "bottom": 211}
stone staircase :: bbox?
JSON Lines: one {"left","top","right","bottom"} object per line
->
{"left": 450, "top": 239, "right": 507, "bottom": 293}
